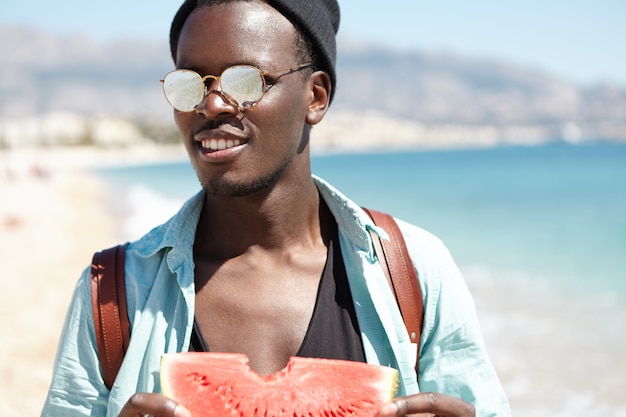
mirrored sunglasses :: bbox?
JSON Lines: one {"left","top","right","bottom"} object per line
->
{"left": 160, "top": 63, "right": 311, "bottom": 112}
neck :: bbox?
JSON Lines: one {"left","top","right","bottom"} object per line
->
{"left": 194, "top": 174, "right": 330, "bottom": 260}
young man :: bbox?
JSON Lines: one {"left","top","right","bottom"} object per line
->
{"left": 42, "top": 1, "right": 510, "bottom": 416}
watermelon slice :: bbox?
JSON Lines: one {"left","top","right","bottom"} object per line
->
{"left": 161, "top": 352, "right": 398, "bottom": 417}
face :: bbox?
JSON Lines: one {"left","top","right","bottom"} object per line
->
{"left": 173, "top": 1, "right": 324, "bottom": 197}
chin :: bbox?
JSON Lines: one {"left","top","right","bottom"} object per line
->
{"left": 202, "top": 171, "right": 283, "bottom": 198}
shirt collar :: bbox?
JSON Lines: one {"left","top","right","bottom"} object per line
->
{"left": 313, "top": 175, "right": 389, "bottom": 252}
{"left": 133, "top": 175, "right": 387, "bottom": 264}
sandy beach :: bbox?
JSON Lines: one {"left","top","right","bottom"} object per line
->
{"left": 0, "top": 146, "right": 186, "bottom": 417}
{"left": 1, "top": 157, "right": 113, "bottom": 416}
{"left": 2, "top": 145, "right": 625, "bottom": 417}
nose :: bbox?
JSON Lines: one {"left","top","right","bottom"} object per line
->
{"left": 195, "top": 79, "right": 238, "bottom": 118}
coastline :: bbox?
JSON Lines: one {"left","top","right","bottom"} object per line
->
{"left": 2, "top": 144, "right": 625, "bottom": 417}
{"left": 0, "top": 144, "right": 187, "bottom": 416}
{"left": 1, "top": 162, "right": 113, "bottom": 416}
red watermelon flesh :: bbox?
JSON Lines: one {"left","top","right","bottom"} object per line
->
{"left": 161, "top": 352, "right": 399, "bottom": 417}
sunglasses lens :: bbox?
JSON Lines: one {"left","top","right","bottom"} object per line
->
{"left": 163, "top": 70, "right": 205, "bottom": 112}
{"left": 221, "top": 66, "right": 264, "bottom": 109}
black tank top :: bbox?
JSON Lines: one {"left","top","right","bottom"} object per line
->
{"left": 191, "top": 223, "right": 366, "bottom": 363}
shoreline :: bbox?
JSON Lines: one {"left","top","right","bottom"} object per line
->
{"left": 0, "top": 161, "right": 121, "bottom": 416}
{"left": 0, "top": 144, "right": 194, "bottom": 416}
{"left": 2, "top": 145, "right": 625, "bottom": 416}
{"left": 2, "top": 133, "right": 626, "bottom": 172}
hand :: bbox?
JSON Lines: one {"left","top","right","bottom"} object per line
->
{"left": 378, "top": 392, "right": 475, "bottom": 417}
{"left": 118, "top": 393, "right": 191, "bottom": 417}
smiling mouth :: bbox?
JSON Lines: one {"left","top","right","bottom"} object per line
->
{"left": 201, "top": 138, "right": 243, "bottom": 151}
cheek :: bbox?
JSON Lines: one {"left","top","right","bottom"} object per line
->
{"left": 173, "top": 111, "right": 190, "bottom": 133}
{"left": 261, "top": 88, "right": 309, "bottom": 133}
{"left": 255, "top": 108, "right": 304, "bottom": 152}
{"left": 173, "top": 112, "right": 199, "bottom": 151}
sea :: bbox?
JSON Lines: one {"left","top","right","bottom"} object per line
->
{"left": 96, "top": 141, "right": 626, "bottom": 417}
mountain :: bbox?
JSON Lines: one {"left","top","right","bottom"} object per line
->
{"left": 334, "top": 41, "right": 626, "bottom": 127}
{"left": 1, "top": 26, "right": 625, "bottom": 144}
{"left": 0, "top": 26, "right": 172, "bottom": 120}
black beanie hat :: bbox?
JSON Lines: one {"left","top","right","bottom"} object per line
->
{"left": 169, "top": 0, "right": 341, "bottom": 101}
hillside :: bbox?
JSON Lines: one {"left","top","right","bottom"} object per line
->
{"left": 335, "top": 42, "right": 626, "bottom": 126}
{"left": 1, "top": 26, "right": 625, "bottom": 148}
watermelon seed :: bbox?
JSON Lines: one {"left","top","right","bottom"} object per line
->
{"left": 187, "top": 372, "right": 210, "bottom": 387}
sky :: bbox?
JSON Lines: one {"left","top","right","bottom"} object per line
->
{"left": 1, "top": 0, "right": 625, "bottom": 86}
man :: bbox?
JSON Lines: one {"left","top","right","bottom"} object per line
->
{"left": 42, "top": 1, "right": 510, "bottom": 416}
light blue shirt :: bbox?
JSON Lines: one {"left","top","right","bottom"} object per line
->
{"left": 41, "top": 175, "right": 510, "bottom": 417}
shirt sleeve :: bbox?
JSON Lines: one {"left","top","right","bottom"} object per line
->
{"left": 40, "top": 267, "right": 110, "bottom": 417}
{"left": 399, "top": 219, "right": 511, "bottom": 417}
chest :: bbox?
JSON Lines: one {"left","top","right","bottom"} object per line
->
{"left": 191, "top": 238, "right": 364, "bottom": 375}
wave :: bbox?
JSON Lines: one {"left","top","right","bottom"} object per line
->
{"left": 120, "top": 184, "right": 186, "bottom": 241}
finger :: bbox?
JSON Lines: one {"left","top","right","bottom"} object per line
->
{"left": 380, "top": 392, "right": 475, "bottom": 417}
{"left": 119, "top": 393, "right": 191, "bottom": 417}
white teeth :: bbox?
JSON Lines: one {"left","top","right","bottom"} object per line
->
{"left": 201, "top": 138, "right": 241, "bottom": 150}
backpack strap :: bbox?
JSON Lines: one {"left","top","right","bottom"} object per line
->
{"left": 90, "top": 243, "right": 130, "bottom": 390}
{"left": 88, "top": 210, "right": 423, "bottom": 386}
{"left": 363, "top": 208, "right": 424, "bottom": 374}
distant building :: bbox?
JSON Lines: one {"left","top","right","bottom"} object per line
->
{"left": 0, "top": 113, "right": 146, "bottom": 148}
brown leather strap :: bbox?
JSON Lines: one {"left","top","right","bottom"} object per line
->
{"left": 364, "top": 208, "right": 424, "bottom": 373}
{"left": 90, "top": 243, "right": 130, "bottom": 390}
{"left": 87, "top": 210, "right": 422, "bottom": 383}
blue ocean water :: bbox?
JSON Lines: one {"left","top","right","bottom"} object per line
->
{"left": 313, "top": 142, "right": 626, "bottom": 297}
{"left": 97, "top": 141, "right": 626, "bottom": 297}
{"left": 96, "top": 141, "right": 626, "bottom": 414}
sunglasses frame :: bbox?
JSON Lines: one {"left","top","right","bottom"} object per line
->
{"left": 160, "top": 63, "right": 312, "bottom": 112}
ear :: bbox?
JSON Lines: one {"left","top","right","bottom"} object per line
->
{"left": 305, "top": 71, "right": 332, "bottom": 125}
